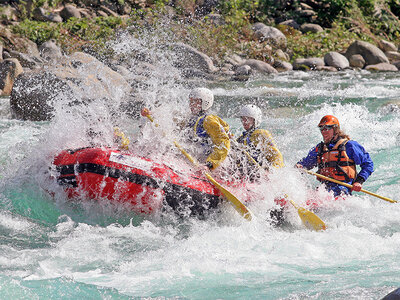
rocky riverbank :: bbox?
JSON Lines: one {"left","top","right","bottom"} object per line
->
{"left": 1, "top": 1, "right": 400, "bottom": 121}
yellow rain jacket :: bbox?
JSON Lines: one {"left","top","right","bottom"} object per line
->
{"left": 189, "top": 114, "right": 230, "bottom": 170}
{"left": 237, "top": 128, "right": 284, "bottom": 170}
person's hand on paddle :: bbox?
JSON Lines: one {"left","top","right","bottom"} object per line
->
{"left": 351, "top": 182, "right": 362, "bottom": 192}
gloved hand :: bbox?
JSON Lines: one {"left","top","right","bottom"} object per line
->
{"left": 351, "top": 182, "right": 362, "bottom": 192}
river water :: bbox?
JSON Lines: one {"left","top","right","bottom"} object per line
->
{"left": 0, "top": 65, "right": 399, "bottom": 298}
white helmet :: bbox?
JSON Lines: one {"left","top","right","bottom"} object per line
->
{"left": 189, "top": 88, "right": 214, "bottom": 111}
{"left": 238, "top": 104, "right": 262, "bottom": 127}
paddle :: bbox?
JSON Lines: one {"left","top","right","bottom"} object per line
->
{"left": 141, "top": 108, "right": 253, "bottom": 220}
{"left": 231, "top": 139, "right": 326, "bottom": 231}
{"left": 303, "top": 169, "right": 398, "bottom": 203}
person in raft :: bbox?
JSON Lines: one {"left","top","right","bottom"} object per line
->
{"left": 296, "top": 115, "right": 374, "bottom": 197}
{"left": 236, "top": 104, "right": 285, "bottom": 225}
{"left": 182, "top": 87, "right": 231, "bottom": 172}
{"left": 236, "top": 104, "right": 284, "bottom": 180}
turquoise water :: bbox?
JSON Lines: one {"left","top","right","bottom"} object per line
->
{"left": 1, "top": 69, "right": 400, "bottom": 299}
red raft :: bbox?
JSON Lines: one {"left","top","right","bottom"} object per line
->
{"left": 52, "top": 147, "right": 229, "bottom": 216}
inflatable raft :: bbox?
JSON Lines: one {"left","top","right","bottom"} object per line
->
{"left": 52, "top": 147, "right": 233, "bottom": 216}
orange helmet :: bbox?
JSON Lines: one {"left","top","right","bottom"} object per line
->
{"left": 318, "top": 115, "right": 340, "bottom": 128}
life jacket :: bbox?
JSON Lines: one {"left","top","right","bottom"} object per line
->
{"left": 316, "top": 138, "right": 357, "bottom": 182}
{"left": 187, "top": 114, "right": 213, "bottom": 156}
{"left": 237, "top": 128, "right": 262, "bottom": 164}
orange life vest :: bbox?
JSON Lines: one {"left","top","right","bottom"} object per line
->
{"left": 316, "top": 138, "right": 357, "bottom": 182}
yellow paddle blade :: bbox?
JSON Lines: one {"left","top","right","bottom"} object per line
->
{"left": 288, "top": 199, "right": 326, "bottom": 231}
{"left": 297, "top": 207, "right": 326, "bottom": 231}
{"left": 205, "top": 173, "right": 252, "bottom": 221}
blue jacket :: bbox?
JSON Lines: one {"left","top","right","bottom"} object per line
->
{"left": 297, "top": 140, "right": 374, "bottom": 196}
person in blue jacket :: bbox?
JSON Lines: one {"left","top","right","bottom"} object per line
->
{"left": 296, "top": 115, "right": 374, "bottom": 197}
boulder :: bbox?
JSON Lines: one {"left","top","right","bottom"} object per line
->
{"left": 385, "top": 51, "right": 400, "bottom": 62}
{"left": 0, "top": 58, "right": 23, "bottom": 96}
{"left": 324, "top": 52, "right": 349, "bottom": 69}
{"left": 225, "top": 54, "right": 246, "bottom": 66}
{"left": 10, "top": 72, "right": 71, "bottom": 121}
{"left": 252, "top": 23, "right": 287, "bottom": 48}
{"left": 278, "top": 19, "right": 300, "bottom": 30}
{"left": 10, "top": 52, "right": 131, "bottom": 121}
{"left": 60, "top": 5, "right": 81, "bottom": 21}
{"left": 39, "top": 40, "right": 63, "bottom": 60}
{"left": 379, "top": 40, "right": 397, "bottom": 52}
{"left": 273, "top": 60, "right": 293, "bottom": 72}
{"left": 349, "top": 54, "right": 365, "bottom": 68}
{"left": 274, "top": 49, "right": 289, "bottom": 61}
{"left": 170, "top": 42, "right": 217, "bottom": 73}
{"left": 241, "top": 59, "right": 278, "bottom": 74}
{"left": 345, "top": 40, "right": 389, "bottom": 66}
{"left": 293, "top": 57, "right": 324, "bottom": 70}
{"left": 235, "top": 65, "right": 252, "bottom": 76}
{"left": 0, "top": 25, "right": 40, "bottom": 58}
{"left": 365, "top": 63, "right": 398, "bottom": 72}
{"left": 300, "top": 23, "right": 323, "bottom": 33}
{"left": 316, "top": 66, "right": 338, "bottom": 72}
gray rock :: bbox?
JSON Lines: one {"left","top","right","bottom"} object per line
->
{"left": 293, "top": 57, "right": 324, "bottom": 70}
{"left": 316, "top": 65, "right": 338, "bottom": 72}
{"left": 225, "top": 54, "right": 246, "bottom": 66}
{"left": 47, "top": 13, "right": 63, "bottom": 23}
{"left": 345, "top": 40, "right": 389, "bottom": 66}
{"left": 60, "top": 5, "right": 81, "bottom": 21}
{"left": 235, "top": 65, "right": 252, "bottom": 76}
{"left": 365, "top": 63, "right": 398, "bottom": 72}
{"left": 10, "top": 72, "right": 71, "bottom": 121}
{"left": 385, "top": 51, "right": 400, "bottom": 62}
{"left": 0, "top": 58, "right": 23, "bottom": 96}
{"left": 1, "top": 6, "right": 19, "bottom": 22}
{"left": 273, "top": 60, "right": 293, "bottom": 72}
{"left": 32, "top": 7, "right": 49, "bottom": 22}
{"left": 349, "top": 54, "right": 365, "bottom": 68}
{"left": 171, "top": 42, "right": 217, "bottom": 73}
{"left": 299, "top": 10, "right": 316, "bottom": 18}
{"left": 252, "top": 23, "right": 287, "bottom": 48}
{"left": 0, "top": 25, "right": 40, "bottom": 58}
{"left": 274, "top": 49, "right": 289, "bottom": 61}
{"left": 379, "top": 40, "right": 397, "bottom": 52}
{"left": 300, "top": 23, "right": 324, "bottom": 33}
{"left": 10, "top": 52, "right": 131, "bottom": 121}
{"left": 300, "top": 3, "right": 313, "bottom": 10}
{"left": 324, "top": 52, "right": 349, "bottom": 69}
{"left": 241, "top": 59, "right": 278, "bottom": 74}
{"left": 39, "top": 40, "right": 63, "bottom": 60}
{"left": 278, "top": 19, "right": 300, "bottom": 30}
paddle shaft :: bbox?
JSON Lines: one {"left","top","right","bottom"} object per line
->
{"left": 304, "top": 170, "right": 397, "bottom": 203}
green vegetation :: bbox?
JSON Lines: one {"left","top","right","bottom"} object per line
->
{"left": 3, "top": 0, "right": 400, "bottom": 63}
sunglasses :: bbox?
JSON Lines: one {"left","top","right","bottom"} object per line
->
{"left": 319, "top": 125, "right": 334, "bottom": 131}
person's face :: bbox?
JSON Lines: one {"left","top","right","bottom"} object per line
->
{"left": 319, "top": 125, "right": 335, "bottom": 143}
{"left": 190, "top": 98, "right": 202, "bottom": 115}
{"left": 241, "top": 116, "right": 255, "bottom": 131}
